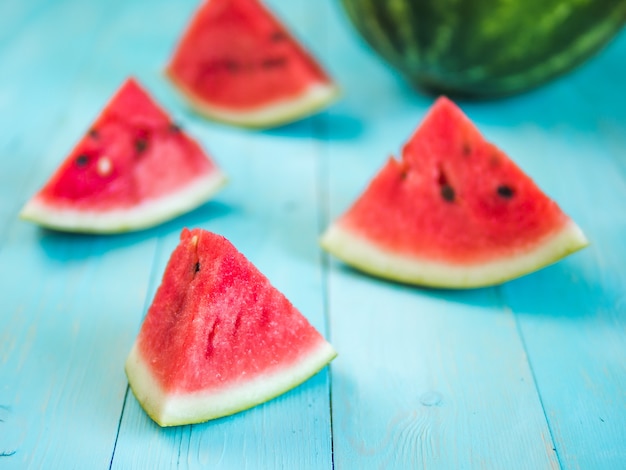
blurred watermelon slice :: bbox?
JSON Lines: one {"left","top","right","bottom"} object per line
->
{"left": 165, "top": 0, "right": 339, "bottom": 128}
{"left": 20, "top": 78, "right": 227, "bottom": 233}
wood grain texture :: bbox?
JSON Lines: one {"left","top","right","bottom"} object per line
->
{"left": 111, "top": 0, "right": 334, "bottom": 467}
{"left": 320, "top": 4, "right": 560, "bottom": 467}
{"left": 0, "top": 0, "right": 625, "bottom": 468}
{"left": 495, "top": 35, "right": 626, "bottom": 468}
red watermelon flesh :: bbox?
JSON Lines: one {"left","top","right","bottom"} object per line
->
{"left": 20, "top": 78, "right": 226, "bottom": 233}
{"left": 321, "top": 97, "right": 588, "bottom": 288}
{"left": 165, "top": 0, "right": 339, "bottom": 128}
{"left": 125, "top": 228, "right": 336, "bottom": 426}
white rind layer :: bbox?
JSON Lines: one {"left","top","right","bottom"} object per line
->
{"left": 125, "top": 339, "right": 337, "bottom": 427}
{"left": 167, "top": 70, "right": 339, "bottom": 129}
{"left": 320, "top": 221, "right": 589, "bottom": 289}
{"left": 19, "top": 170, "right": 227, "bottom": 234}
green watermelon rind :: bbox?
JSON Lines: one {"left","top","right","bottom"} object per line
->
{"left": 340, "top": 0, "right": 626, "bottom": 98}
{"left": 125, "top": 338, "right": 337, "bottom": 427}
{"left": 19, "top": 170, "right": 227, "bottom": 234}
{"left": 320, "top": 220, "right": 589, "bottom": 288}
{"left": 166, "top": 70, "right": 340, "bottom": 129}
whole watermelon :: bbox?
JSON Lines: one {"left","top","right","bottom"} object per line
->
{"left": 340, "top": 0, "right": 626, "bottom": 98}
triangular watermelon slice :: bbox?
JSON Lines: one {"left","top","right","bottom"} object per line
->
{"left": 321, "top": 97, "right": 589, "bottom": 288}
{"left": 125, "top": 228, "right": 337, "bottom": 426}
{"left": 165, "top": 0, "right": 339, "bottom": 128}
{"left": 20, "top": 78, "right": 227, "bottom": 233}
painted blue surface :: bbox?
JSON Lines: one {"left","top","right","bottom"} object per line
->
{"left": 1, "top": 0, "right": 625, "bottom": 468}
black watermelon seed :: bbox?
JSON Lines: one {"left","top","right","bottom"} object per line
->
{"left": 75, "top": 154, "right": 89, "bottom": 166}
{"left": 169, "top": 122, "right": 182, "bottom": 133}
{"left": 497, "top": 185, "right": 515, "bottom": 198}
{"left": 88, "top": 128, "right": 99, "bottom": 139}
{"left": 441, "top": 185, "right": 455, "bottom": 202}
{"left": 194, "top": 262, "right": 201, "bottom": 273}
{"left": 135, "top": 138, "right": 148, "bottom": 154}
{"left": 462, "top": 143, "right": 471, "bottom": 156}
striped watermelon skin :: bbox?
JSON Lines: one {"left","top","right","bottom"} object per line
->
{"left": 340, "top": 0, "right": 626, "bottom": 98}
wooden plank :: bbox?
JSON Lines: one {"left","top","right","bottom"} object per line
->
{"left": 326, "top": 265, "right": 563, "bottom": 469}
{"left": 320, "top": 3, "right": 561, "bottom": 469}
{"left": 110, "top": 1, "right": 334, "bottom": 467}
{"left": 0, "top": 230, "right": 157, "bottom": 468}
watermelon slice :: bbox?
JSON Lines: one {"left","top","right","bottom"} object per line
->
{"left": 321, "top": 97, "right": 589, "bottom": 288}
{"left": 165, "top": 0, "right": 339, "bottom": 128}
{"left": 125, "top": 228, "right": 337, "bottom": 426}
{"left": 20, "top": 78, "right": 227, "bottom": 234}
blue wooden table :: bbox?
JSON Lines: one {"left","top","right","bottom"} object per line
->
{"left": 1, "top": 0, "right": 625, "bottom": 468}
